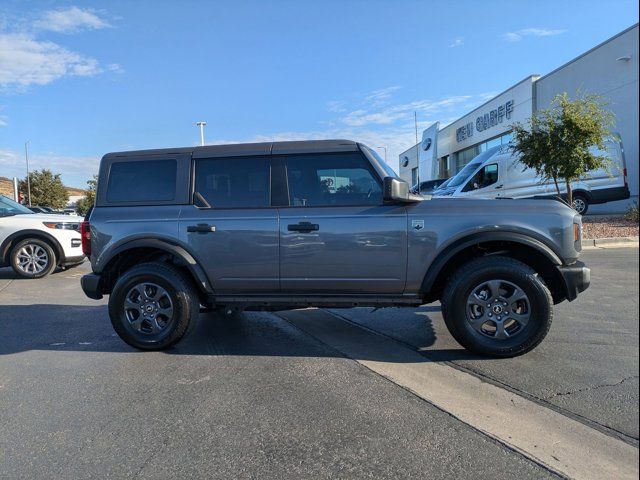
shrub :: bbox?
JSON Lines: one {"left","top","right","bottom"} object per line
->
{"left": 625, "top": 202, "right": 639, "bottom": 224}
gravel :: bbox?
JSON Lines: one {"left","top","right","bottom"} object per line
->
{"left": 582, "top": 215, "right": 639, "bottom": 239}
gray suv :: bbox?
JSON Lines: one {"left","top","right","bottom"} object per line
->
{"left": 81, "top": 140, "right": 590, "bottom": 357}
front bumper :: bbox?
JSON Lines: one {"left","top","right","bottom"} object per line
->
{"left": 557, "top": 261, "right": 590, "bottom": 301}
{"left": 81, "top": 273, "right": 103, "bottom": 300}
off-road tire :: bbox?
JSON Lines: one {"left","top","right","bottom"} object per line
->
{"left": 441, "top": 256, "right": 553, "bottom": 357}
{"left": 109, "top": 262, "right": 200, "bottom": 350}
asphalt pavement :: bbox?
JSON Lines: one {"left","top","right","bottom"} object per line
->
{"left": 0, "top": 247, "right": 638, "bottom": 478}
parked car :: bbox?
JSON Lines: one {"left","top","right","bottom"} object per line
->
{"left": 0, "top": 195, "right": 85, "bottom": 278}
{"left": 433, "top": 138, "right": 630, "bottom": 214}
{"left": 28, "top": 206, "right": 56, "bottom": 214}
{"left": 81, "top": 140, "right": 589, "bottom": 357}
{"left": 410, "top": 178, "right": 449, "bottom": 195}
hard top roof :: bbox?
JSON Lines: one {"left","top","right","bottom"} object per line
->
{"left": 103, "top": 139, "right": 360, "bottom": 159}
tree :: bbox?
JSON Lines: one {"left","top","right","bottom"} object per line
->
{"left": 510, "top": 92, "right": 614, "bottom": 207}
{"left": 75, "top": 175, "right": 98, "bottom": 216}
{"left": 19, "top": 169, "right": 69, "bottom": 209}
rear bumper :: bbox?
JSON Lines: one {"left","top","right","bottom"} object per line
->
{"left": 557, "top": 261, "right": 590, "bottom": 301}
{"left": 589, "top": 186, "right": 630, "bottom": 204}
{"left": 81, "top": 273, "right": 103, "bottom": 300}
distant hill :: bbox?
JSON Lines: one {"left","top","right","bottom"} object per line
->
{"left": 0, "top": 176, "right": 86, "bottom": 200}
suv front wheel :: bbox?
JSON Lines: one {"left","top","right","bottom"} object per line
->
{"left": 109, "top": 263, "right": 200, "bottom": 350}
{"left": 441, "top": 256, "right": 553, "bottom": 357}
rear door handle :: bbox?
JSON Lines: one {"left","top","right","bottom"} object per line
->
{"left": 287, "top": 221, "right": 319, "bottom": 233}
{"left": 187, "top": 223, "right": 216, "bottom": 233}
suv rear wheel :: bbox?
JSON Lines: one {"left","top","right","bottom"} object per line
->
{"left": 109, "top": 262, "right": 200, "bottom": 350}
{"left": 10, "top": 238, "right": 57, "bottom": 279}
{"left": 441, "top": 256, "right": 553, "bottom": 357}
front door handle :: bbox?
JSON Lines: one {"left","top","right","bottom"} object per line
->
{"left": 495, "top": 184, "right": 504, "bottom": 189}
{"left": 187, "top": 223, "right": 216, "bottom": 233}
{"left": 287, "top": 221, "right": 319, "bottom": 233}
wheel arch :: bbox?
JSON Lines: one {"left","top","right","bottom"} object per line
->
{"left": 97, "top": 238, "right": 214, "bottom": 297}
{"left": 421, "top": 232, "right": 568, "bottom": 304}
{"left": 1, "top": 230, "right": 64, "bottom": 266}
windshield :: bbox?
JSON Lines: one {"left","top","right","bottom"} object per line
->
{"left": 360, "top": 144, "right": 398, "bottom": 178}
{"left": 441, "top": 146, "right": 502, "bottom": 189}
{"left": 0, "top": 196, "right": 34, "bottom": 217}
{"left": 445, "top": 161, "right": 482, "bottom": 188}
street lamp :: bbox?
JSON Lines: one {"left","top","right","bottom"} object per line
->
{"left": 376, "top": 146, "right": 387, "bottom": 163}
{"left": 24, "top": 141, "right": 32, "bottom": 206}
{"left": 196, "top": 121, "right": 206, "bottom": 146}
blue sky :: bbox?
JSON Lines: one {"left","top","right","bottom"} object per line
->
{"left": 1, "top": 0, "right": 638, "bottom": 187}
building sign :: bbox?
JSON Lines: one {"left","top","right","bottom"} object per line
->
{"left": 456, "top": 100, "right": 514, "bottom": 143}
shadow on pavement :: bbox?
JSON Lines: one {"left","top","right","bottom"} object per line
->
{"left": 0, "top": 303, "right": 486, "bottom": 362}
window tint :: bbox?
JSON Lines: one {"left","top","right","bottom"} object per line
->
{"left": 195, "top": 156, "right": 271, "bottom": 208}
{"left": 284, "top": 153, "right": 382, "bottom": 207}
{"left": 463, "top": 163, "right": 499, "bottom": 191}
{"left": 107, "top": 160, "right": 176, "bottom": 203}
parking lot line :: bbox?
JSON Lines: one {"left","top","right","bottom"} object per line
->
{"left": 279, "top": 309, "right": 639, "bottom": 480}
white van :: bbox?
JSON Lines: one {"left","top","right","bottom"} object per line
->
{"left": 433, "top": 139, "right": 630, "bottom": 214}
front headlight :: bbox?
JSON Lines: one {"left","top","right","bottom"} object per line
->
{"left": 43, "top": 222, "right": 80, "bottom": 231}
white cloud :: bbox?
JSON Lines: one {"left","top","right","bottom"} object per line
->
{"left": 449, "top": 37, "right": 464, "bottom": 48}
{"left": 363, "top": 85, "right": 402, "bottom": 107}
{"left": 503, "top": 27, "right": 566, "bottom": 42}
{"left": 0, "top": 148, "right": 99, "bottom": 187}
{"left": 342, "top": 95, "right": 472, "bottom": 127}
{"left": 34, "top": 6, "right": 111, "bottom": 34}
{"left": 207, "top": 87, "right": 493, "bottom": 174}
{"left": 0, "top": 33, "right": 102, "bottom": 91}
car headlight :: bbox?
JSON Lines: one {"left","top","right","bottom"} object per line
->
{"left": 43, "top": 222, "right": 80, "bottom": 231}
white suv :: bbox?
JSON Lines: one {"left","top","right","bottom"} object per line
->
{"left": 0, "top": 195, "right": 85, "bottom": 278}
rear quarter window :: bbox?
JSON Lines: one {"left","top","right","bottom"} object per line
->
{"left": 106, "top": 159, "right": 177, "bottom": 203}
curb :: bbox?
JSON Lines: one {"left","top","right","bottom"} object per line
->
{"left": 583, "top": 236, "right": 639, "bottom": 249}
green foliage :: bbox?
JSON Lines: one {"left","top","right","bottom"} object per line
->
{"left": 75, "top": 175, "right": 98, "bottom": 216}
{"left": 19, "top": 169, "right": 69, "bottom": 210}
{"left": 625, "top": 202, "right": 639, "bottom": 224}
{"left": 510, "top": 92, "right": 614, "bottom": 206}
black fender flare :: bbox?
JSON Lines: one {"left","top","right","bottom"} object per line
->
{"left": 99, "top": 238, "right": 214, "bottom": 294}
{"left": 0, "top": 229, "right": 65, "bottom": 266}
{"left": 420, "top": 231, "right": 563, "bottom": 293}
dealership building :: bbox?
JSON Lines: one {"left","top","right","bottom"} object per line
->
{"left": 399, "top": 23, "right": 638, "bottom": 212}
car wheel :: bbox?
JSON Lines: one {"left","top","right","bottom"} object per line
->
{"left": 572, "top": 194, "right": 589, "bottom": 215}
{"left": 441, "top": 256, "right": 553, "bottom": 357}
{"left": 10, "top": 238, "right": 57, "bottom": 279}
{"left": 108, "top": 262, "right": 200, "bottom": 350}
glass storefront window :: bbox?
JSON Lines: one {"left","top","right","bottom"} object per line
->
{"left": 450, "top": 131, "right": 513, "bottom": 175}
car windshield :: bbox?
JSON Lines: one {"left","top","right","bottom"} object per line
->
{"left": 0, "top": 196, "right": 34, "bottom": 217}
{"left": 360, "top": 144, "right": 398, "bottom": 178}
{"left": 443, "top": 146, "right": 502, "bottom": 189}
{"left": 445, "top": 162, "right": 482, "bottom": 189}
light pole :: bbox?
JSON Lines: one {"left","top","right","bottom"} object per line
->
{"left": 196, "top": 121, "right": 206, "bottom": 146}
{"left": 24, "top": 141, "right": 32, "bottom": 206}
{"left": 376, "top": 146, "right": 387, "bottom": 163}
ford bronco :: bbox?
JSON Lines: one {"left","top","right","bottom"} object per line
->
{"left": 80, "top": 140, "right": 590, "bottom": 356}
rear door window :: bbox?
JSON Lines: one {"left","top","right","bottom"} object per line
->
{"left": 106, "top": 159, "right": 177, "bottom": 203}
{"left": 194, "top": 156, "right": 271, "bottom": 208}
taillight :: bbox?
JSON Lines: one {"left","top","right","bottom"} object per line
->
{"left": 623, "top": 168, "right": 628, "bottom": 187}
{"left": 80, "top": 221, "right": 91, "bottom": 256}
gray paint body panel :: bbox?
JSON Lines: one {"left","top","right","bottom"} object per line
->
{"left": 279, "top": 205, "right": 407, "bottom": 293}
{"left": 178, "top": 206, "right": 279, "bottom": 292}
{"left": 88, "top": 139, "right": 583, "bottom": 302}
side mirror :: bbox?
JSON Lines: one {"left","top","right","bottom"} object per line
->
{"left": 383, "top": 177, "right": 417, "bottom": 203}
